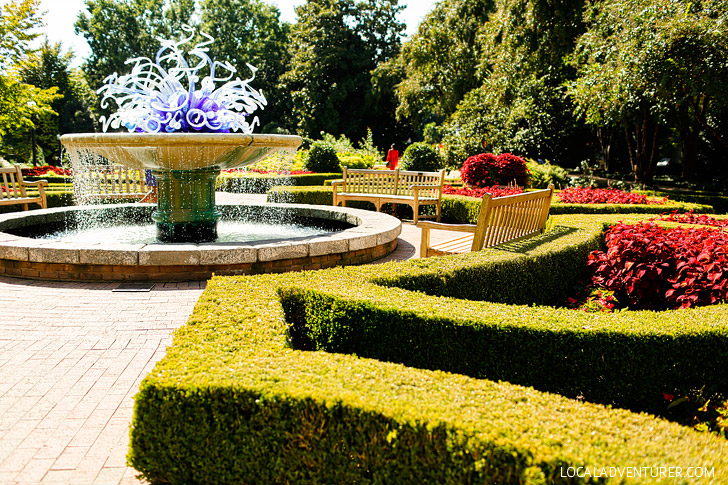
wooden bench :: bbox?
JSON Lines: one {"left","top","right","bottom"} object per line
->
{"left": 0, "top": 165, "right": 48, "bottom": 210}
{"left": 332, "top": 167, "right": 445, "bottom": 224}
{"left": 417, "top": 185, "right": 554, "bottom": 258}
{"left": 75, "top": 164, "right": 153, "bottom": 203}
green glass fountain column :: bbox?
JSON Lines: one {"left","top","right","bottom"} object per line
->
{"left": 152, "top": 168, "right": 221, "bottom": 243}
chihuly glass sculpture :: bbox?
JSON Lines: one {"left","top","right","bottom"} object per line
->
{"left": 98, "top": 25, "right": 267, "bottom": 134}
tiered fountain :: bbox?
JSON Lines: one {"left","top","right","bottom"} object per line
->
{"left": 0, "top": 28, "right": 400, "bottom": 281}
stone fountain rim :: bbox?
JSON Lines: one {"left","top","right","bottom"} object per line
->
{"left": 0, "top": 202, "right": 401, "bottom": 269}
{"left": 60, "top": 132, "right": 303, "bottom": 149}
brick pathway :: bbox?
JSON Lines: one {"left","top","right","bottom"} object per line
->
{"left": 0, "top": 195, "right": 448, "bottom": 484}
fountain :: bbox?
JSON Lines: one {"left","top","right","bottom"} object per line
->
{"left": 0, "top": 27, "right": 400, "bottom": 281}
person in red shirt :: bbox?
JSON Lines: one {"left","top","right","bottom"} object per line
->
{"left": 386, "top": 144, "right": 399, "bottom": 169}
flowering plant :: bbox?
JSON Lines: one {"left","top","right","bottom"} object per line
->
{"left": 558, "top": 187, "right": 666, "bottom": 205}
{"left": 588, "top": 222, "right": 728, "bottom": 310}
{"left": 460, "top": 153, "right": 530, "bottom": 188}
{"left": 443, "top": 185, "right": 523, "bottom": 198}
{"left": 657, "top": 210, "right": 728, "bottom": 228}
{"left": 21, "top": 165, "right": 71, "bottom": 177}
{"left": 98, "top": 25, "right": 266, "bottom": 134}
{"left": 223, "top": 167, "right": 314, "bottom": 176}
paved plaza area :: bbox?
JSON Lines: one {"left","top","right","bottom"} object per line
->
{"left": 0, "top": 198, "right": 433, "bottom": 484}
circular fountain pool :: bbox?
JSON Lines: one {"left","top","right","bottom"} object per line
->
{"left": 0, "top": 203, "right": 401, "bottom": 281}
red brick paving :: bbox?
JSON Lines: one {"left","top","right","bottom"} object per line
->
{"left": 0, "top": 195, "right": 450, "bottom": 483}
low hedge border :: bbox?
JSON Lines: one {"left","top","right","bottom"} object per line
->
{"left": 130, "top": 213, "right": 728, "bottom": 484}
{"left": 217, "top": 172, "right": 341, "bottom": 194}
{"left": 267, "top": 186, "right": 713, "bottom": 223}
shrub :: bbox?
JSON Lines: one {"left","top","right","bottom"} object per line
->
{"left": 129, "top": 213, "right": 728, "bottom": 483}
{"left": 559, "top": 187, "right": 666, "bottom": 205}
{"left": 461, "top": 153, "right": 529, "bottom": 187}
{"left": 304, "top": 142, "right": 341, "bottom": 173}
{"left": 400, "top": 142, "right": 442, "bottom": 172}
{"left": 588, "top": 222, "right": 728, "bottom": 310}
{"left": 526, "top": 160, "right": 570, "bottom": 189}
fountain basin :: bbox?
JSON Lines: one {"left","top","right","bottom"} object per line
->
{"left": 61, "top": 133, "right": 303, "bottom": 243}
{"left": 0, "top": 203, "right": 401, "bottom": 282}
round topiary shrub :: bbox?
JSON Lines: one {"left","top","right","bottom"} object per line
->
{"left": 460, "top": 153, "right": 499, "bottom": 187}
{"left": 304, "top": 142, "right": 341, "bottom": 173}
{"left": 400, "top": 142, "right": 442, "bottom": 172}
{"left": 460, "top": 152, "right": 530, "bottom": 188}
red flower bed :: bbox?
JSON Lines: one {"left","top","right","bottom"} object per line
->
{"left": 460, "top": 152, "right": 530, "bottom": 187}
{"left": 588, "top": 222, "right": 728, "bottom": 310}
{"left": 222, "top": 168, "right": 314, "bottom": 175}
{"left": 658, "top": 210, "right": 728, "bottom": 229}
{"left": 558, "top": 187, "right": 666, "bottom": 205}
{"left": 443, "top": 185, "right": 523, "bottom": 198}
{"left": 21, "top": 165, "right": 71, "bottom": 177}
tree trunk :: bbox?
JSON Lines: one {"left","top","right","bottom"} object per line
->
{"left": 597, "top": 126, "right": 614, "bottom": 172}
{"left": 625, "top": 109, "right": 660, "bottom": 185}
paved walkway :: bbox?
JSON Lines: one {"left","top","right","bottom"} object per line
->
{"left": 0, "top": 196, "right": 440, "bottom": 484}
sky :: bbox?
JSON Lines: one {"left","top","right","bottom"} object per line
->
{"left": 5, "top": 0, "right": 439, "bottom": 66}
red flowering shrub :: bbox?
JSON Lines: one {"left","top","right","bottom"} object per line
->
{"left": 21, "top": 165, "right": 71, "bottom": 177}
{"left": 658, "top": 211, "right": 728, "bottom": 228}
{"left": 442, "top": 185, "right": 523, "bottom": 198}
{"left": 588, "top": 222, "right": 728, "bottom": 310}
{"left": 460, "top": 153, "right": 529, "bottom": 188}
{"left": 558, "top": 187, "right": 666, "bottom": 205}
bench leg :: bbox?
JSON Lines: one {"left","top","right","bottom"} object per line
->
{"left": 412, "top": 204, "right": 419, "bottom": 225}
{"left": 420, "top": 226, "right": 430, "bottom": 258}
{"left": 22, "top": 203, "right": 28, "bottom": 211}
{"left": 436, "top": 202, "right": 441, "bottom": 222}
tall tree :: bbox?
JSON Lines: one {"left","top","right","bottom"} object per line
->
{"left": 569, "top": 0, "right": 728, "bottom": 183}
{"left": 0, "top": 0, "right": 59, "bottom": 162}
{"left": 75, "top": 0, "right": 196, "bottom": 99}
{"left": 16, "top": 41, "right": 95, "bottom": 162}
{"left": 199, "top": 0, "right": 290, "bottom": 131}
{"left": 279, "top": 0, "right": 404, "bottom": 141}
{"left": 442, "top": 0, "right": 589, "bottom": 166}
{"left": 391, "top": 0, "right": 494, "bottom": 133}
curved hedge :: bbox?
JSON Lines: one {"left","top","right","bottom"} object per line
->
{"left": 217, "top": 172, "right": 341, "bottom": 194}
{"left": 267, "top": 186, "right": 713, "bottom": 223}
{"left": 130, "top": 213, "right": 728, "bottom": 484}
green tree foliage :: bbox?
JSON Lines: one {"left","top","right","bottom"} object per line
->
{"left": 568, "top": 0, "right": 728, "bottom": 184}
{"left": 304, "top": 141, "right": 341, "bottom": 173}
{"left": 391, "top": 0, "right": 494, "bottom": 132}
{"left": 442, "top": 0, "right": 589, "bottom": 167}
{"left": 200, "top": 0, "right": 290, "bottom": 131}
{"left": 14, "top": 41, "right": 95, "bottom": 162}
{"left": 0, "top": 0, "right": 59, "bottom": 161}
{"left": 75, "top": 0, "right": 195, "bottom": 98}
{"left": 279, "top": 0, "right": 404, "bottom": 142}
{"left": 400, "top": 142, "right": 442, "bottom": 172}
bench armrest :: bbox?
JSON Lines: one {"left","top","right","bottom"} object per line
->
{"left": 416, "top": 221, "right": 476, "bottom": 233}
{"left": 21, "top": 179, "right": 48, "bottom": 187}
{"left": 331, "top": 180, "right": 344, "bottom": 187}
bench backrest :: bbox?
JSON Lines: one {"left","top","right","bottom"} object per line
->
{"left": 471, "top": 184, "right": 554, "bottom": 251}
{"left": 341, "top": 167, "right": 399, "bottom": 195}
{"left": 75, "top": 164, "right": 148, "bottom": 201}
{"left": 397, "top": 169, "right": 445, "bottom": 198}
{"left": 341, "top": 167, "right": 444, "bottom": 197}
{"left": 0, "top": 166, "right": 28, "bottom": 200}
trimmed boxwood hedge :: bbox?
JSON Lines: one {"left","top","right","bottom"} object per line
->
{"left": 267, "top": 186, "right": 713, "bottom": 223}
{"left": 129, "top": 213, "right": 728, "bottom": 484}
{"left": 217, "top": 172, "right": 341, "bottom": 194}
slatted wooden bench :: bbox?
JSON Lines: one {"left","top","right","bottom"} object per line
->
{"left": 75, "top": 164, "right": 153, "bottom": 203}
{"left": 417, "top": 184, "right": 555, "bottom": 258}
{"left": 0, "top": 165, "right": 48, "bottom": 210}
{"left": 332, "top": 167, "right": 445, "bottom": 224}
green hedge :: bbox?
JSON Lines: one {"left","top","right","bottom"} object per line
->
{"left": 636, "top": 190, "right": 728, "bottom": 214}
{"left": 217, "top": 172, "right": 341, "bottom": 194}
{"left": 130, "top": 213, "right": 728, "bottom": 483}
{"left": 267, "top": 186, "right": 713, "bottom": 223}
